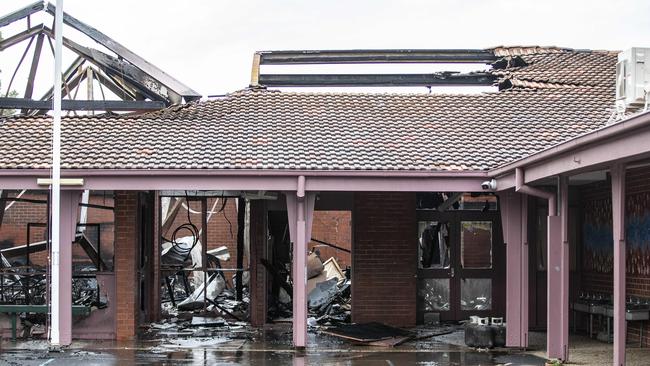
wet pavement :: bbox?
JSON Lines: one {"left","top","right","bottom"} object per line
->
{"left": 0, "top": 326, "right": 549, "bottom": 366}
{"left": 0, "top": 347, "right": 546, "bottom": 366}
{"left": 3, "top": 325, "right": 650, "bottom": 365}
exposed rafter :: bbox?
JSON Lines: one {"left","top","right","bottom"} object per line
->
{"left": 251, "top": 49, "right": 498, "bottom": 88}
{"left": 0, "top": 2, "right": 200, "bottom": 115}
{"left": 44, "top": 2, "right": 200, "bottom": 101}
{"left": 0, "top": 1, "right": 44, "bottom": 28}
{"left": 0, "top": 98, "right": 165, "bottom": 111}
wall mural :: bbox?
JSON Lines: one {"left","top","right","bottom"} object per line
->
{"left": 582, "top": 192, "right": 650, "bottom": 275}
{"left": 583, "top": 198, "right": 613, "bottom": 273}
{"left": 626, "top": 192, "right": 650, "bottom": 275}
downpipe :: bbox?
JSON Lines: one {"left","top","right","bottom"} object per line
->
{"left": 514, "top": 167, "right": 556, "bottom": 215}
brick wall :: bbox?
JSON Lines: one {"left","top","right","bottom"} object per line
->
{"left": 579, "top": 166, "right": 650, "bottom": 346}
{"left": 309, "top": 211, "right": 351, "bottom": 268}
{"left": 114, "top": 191, "right": 138, "bottom": 340}
{"left": 249, "top": 200, "right": 267, "bottom": 326}
{"left": 352, "top": 192, "right": 417, "bottom": 327}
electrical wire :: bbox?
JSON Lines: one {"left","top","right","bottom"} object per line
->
{"left": 166, "top": 193, "right": 235, "bottom": 263}
{"left": 170, "top": 192, "right": 200, "bottom": 263}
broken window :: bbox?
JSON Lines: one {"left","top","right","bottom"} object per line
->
{"left": 418, "top": 278, "right": 450, "bottom": 311}
{"left": 460, "top": 221, "right": 492, "bottom": 269}
{"left": 159, "top": 193, "right": 249, "bottom": 321}
{"left": 460, "top": 278, "right": 492, "bottom": 311}
{"left": 418, "top": 221, "right": 450, "bottom": 269}
{"left": 0, "top": 190, "right": 114, "bottom": 338}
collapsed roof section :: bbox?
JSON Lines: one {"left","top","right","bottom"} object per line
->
{"left": 489, "top": 46, "right": 618, "bottom": 90}
{"left": 250, "top": 46, "right": 618, "bottom": 91}
{"left": 0, "top": 1, "right": 201, "bottom": 115}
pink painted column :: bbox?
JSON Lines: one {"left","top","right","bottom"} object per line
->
{"left": 559, "top": 176, "right": 570, "bottom": 361}
{"left": 611, "top": 164, "right": 626, "bottom": 366}
{"left": 55, "top": 190, "right": 82, "bottom": 345}
{"left": 499, "top": 190, "right": 529, "bottom": 347}
{"left": 546, "top": 178, "right": 570, "bottom": 361}
{"left": 547, "top": 214, "right": 563, "bottom": 360}
{"left": 285, "top": 180, "right": 316, "bottom": 349}
{"left": 513, "top": 168, "right": 565, "bottom": 359}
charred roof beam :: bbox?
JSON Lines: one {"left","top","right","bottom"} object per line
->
{"left": 0, "top": 98, "right": 165, "bottom": 111}
{"left": 252, "top": 49, "right": 499, "bottom": 87}
{"left": 258, "top": 49, "right": 498, "bottom": 64}
{"left": 0, "top": 1, "right": 44, "bottom": 28}
{"left": 258, "top": 72, "right": 496, "bottom": 87}
{"left": 44, "top": 2, "right": 201, "bottom": 102}
{"left": 40, "top": 27, "right": 174, "bottom": 104}
{"left": 0, "top": 24, "right": 44, "bottom": 51}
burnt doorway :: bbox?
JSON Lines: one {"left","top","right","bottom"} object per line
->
{"left": 416, "top": 193, "right": 505, "bottom": 323}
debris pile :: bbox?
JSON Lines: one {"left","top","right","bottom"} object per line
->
{"left": 72, "top": 266, "right": 108, "bottom": 308}
{"left": 307, "top": 255, "right": 351, "bottom": 326}
{"left": 145, "top": 314, "right": 255, "bottom": 349}
{"left": 160, "top": 240, "right": 249, "bottom": 322}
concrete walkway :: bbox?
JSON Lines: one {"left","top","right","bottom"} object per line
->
{"left": 1, "top": 327, "right": 648, "bottom": 365}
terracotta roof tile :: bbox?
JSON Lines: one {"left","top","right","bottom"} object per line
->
{"left": 0, "top": 87, "right": 614, "bottom": 171}
{"left": 0, "top": 47, "right": 616, "bottom": 172}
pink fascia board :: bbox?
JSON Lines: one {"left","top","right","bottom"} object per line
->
{"left": 0, "top": 175, "right": 41, "bottom": 189}
{"left": 0, "top": 169, "right": 489, "bottom": 192}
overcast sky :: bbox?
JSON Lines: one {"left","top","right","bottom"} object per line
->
{"left": 1, "top": 0, "right": 650, "bottom": 97}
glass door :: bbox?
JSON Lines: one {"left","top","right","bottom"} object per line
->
{"left": 417, "top": 213, "right": 455, "bottom": 321}
{"left": 417, "top": 210, "right": 503, "bottom": 322}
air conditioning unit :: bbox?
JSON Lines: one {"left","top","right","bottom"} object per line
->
{"left": 616, "top": 47, "right": 650, "bottom": 109}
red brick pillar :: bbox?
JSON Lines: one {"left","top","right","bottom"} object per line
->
{"left": 249, "top": 200, "right": 267, "bottom": 327}
{"left": 114, "top": 191, "right": 138, "bottom": 340}
{"left": 352, "top": 192, "right": 417, "bottom": 327}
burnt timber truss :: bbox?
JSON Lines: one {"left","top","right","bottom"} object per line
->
{"left": 0, "top": 1, "right": 200, "bottom": 115}
{"left": 250, "top": 49, "right": 499, "bottom": 87}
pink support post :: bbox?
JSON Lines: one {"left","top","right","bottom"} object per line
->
{"left": 611, "top": 164, "right": 626, "bottom": 366}
{"left": 559, "top": 176, "right": 570, "bottom": 361}
{"left": 547, "top": 215, "right": 563, "bottom": 359}
{"left": 514, "top": 168, "right": 564, "bottom": 359}
{"left": 500, "top": 190, "right": 529, "bottom": 347}
{"left": 295, "top": 201, "right": 307, "bottom": 348}
{"left": 285, "top": 181, "right": 316, "bottom": 349}
{"left": 56, "top": 190, "right": 81, "bottom": 345}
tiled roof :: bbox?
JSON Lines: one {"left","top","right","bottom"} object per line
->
{"left": 0, "top": 47, "right": 617, "bottom": 172}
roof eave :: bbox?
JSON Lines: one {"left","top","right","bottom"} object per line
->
{"left": 489, "top": 110, "right": 650, "bottom": 186}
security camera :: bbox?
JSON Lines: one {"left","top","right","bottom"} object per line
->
{"left": 481, "top": 179, "right": 497, "bottom": 190}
